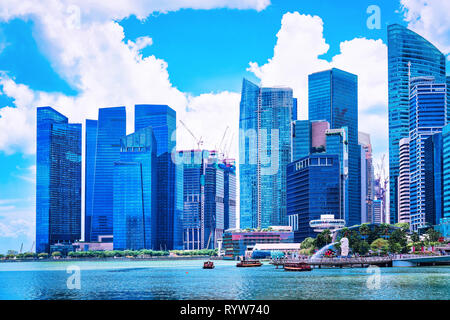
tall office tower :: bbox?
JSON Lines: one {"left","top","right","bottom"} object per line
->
{"left": 373, "top": 177, "right": 387, "bottom": 223}
{"left": 239, "top": 79, "right": 293, "bottom": 229}
{"left": 113, "top": 127, "right": 157, "bottom": 250}
{"left": 311, "top": 120, "right": 330, "bottom": 153}
{"left": 309, "top": 68, "right": 360, "bottom": 226}
{"left": 287, "top": 154, "right": 340, "bottom": 242}
{"left": 90, "top": 107, "right": 126, "bottom": 243}
{"left": 360, "top": 146, "right": 367, "bottom": 223}
{"left": 359, "top": 132, "right": 374, "bottom": 224}
{"left": 292, "top": 98, "right": 298, "bottom": 121}
{"left": 398, "top": 137, "right": 411, "bottom": 225}
{"left": 409, "top": 78, "right": 447, "bottom": 232}
{"left": 387, "top": 24, "right": 446, "bottom": 224}
{"left": 36, "top": 107, "right": 82, "bottom": 253}
{"left": 372, "top": 200, "right": 383, "bottom": 224}
{"left": 325, "top": 128, "right": 349, "bottom": 222}
{"left": 222, "top": 159, "right": 237, "bottom": 230}
{"left": 447, "top": 76, "right": 450, "bottom": 123}
{"left": 424, "top": 133, "right": 443, "bottom": 228}
{"left": 179, "top": 150, "right": 225, "bottom": 249}
{"left": 292, "top": 120, "right": 311, "bottom": 161}
{"left": 135, "top": 104, "right": 182, "bottom": 250}
{"left": 442, "top": 125, "right": 450, "bottom": 232}
{"left": 84, "top": 119, "right": 97, "bottom": 242}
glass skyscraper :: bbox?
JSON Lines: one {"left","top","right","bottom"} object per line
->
{"left": 90, "top": 107, "right": 126, "bottom": 242}
{"left": 36, "top": 107, "right": 82, "bottom": 253}
{"left": 113, "top": 127, "right": 157, "bottom": 250}
{"left": 325, "top": 127, "right": 349, "bottom": 222}
{"left": 239, "top": 79, "right": 293, "bottom": 229}
{"left": 292, "top": 120, "right": 311, "bottom": 161}
{"left": 387, "top": 24, "right": 446, "bottom": 224}
{"left": 424, "top": 133, "right": 443, "bottom": 227}
{"left": 308, "top": 68, "right": 360, "bottom": 227}
{"left": 179, "top": 150, "right": 229, "bottom": 249}
{"left": 135, "top": 104, "right": 182, "bottom": 250}
{"left": 286, "top": 154, "right": 340, "bottom": 242}
{"left": 222, "top": 160, "right": 237, "bottom": 231}
{"left": 442, "top": 124, "right": 450, "bottom": 221}
{"left": 84, "top": 119, "right": 97, "bottom": 242}
{"left": 409, "top": 78, "right": 447, "bottom": 231}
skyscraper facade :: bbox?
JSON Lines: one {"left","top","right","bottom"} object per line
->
{"left": 36, "top": 107, "right": 82, "bottom": 253}
{"left": 286, "top": 154, "right": 340, "bottom": 242}
{"left": 398, "top": 137, "right": 411, "bottom": 224}
{"left": 441, "top": 125, "right": 450, "bottom": 223}
{"left": 359, "top": 132, "right": 374, "bottom": 224}
{"left": 239, "top": 79, "right": 293, "bottom": 229}
{"left": 387, "top": 24, "right": 446, "bottom": 224}
{"left": 90, "top": 107, "right": 126, "bottom": 243}
{"left": 424, "top": 133, "right": 443, "bottom": 227}
{"left": 84, "top": 119, "right": 97, "bottom": 242}
{"left": 179, "top": 150, "right": 228, "bottom": 249}
{"left": 409, "top": 78, "right": 447, "bottom": 231}
{"left": 113, "top": 127, "right": 157, "bottom": 250}
{"left": 292, "top": 120, "right": 311, "bottom": 161}
{"left": 309, "top": 68, "right": 360, "bottom": 226}
{"left": 135, "top": 104, "right": 182, "bottom": 250}
{"left": 222, "top": 160, "right": 237, "bottom": 230}
{"left": 325, "top": 128, "right": 349, "bottom": 222}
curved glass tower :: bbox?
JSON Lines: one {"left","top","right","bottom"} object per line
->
{"left": 388, "top": 24, "right": 446, "bottom": 224}
{"left": 239, "top": 79, "right": 293, "bottom": 229}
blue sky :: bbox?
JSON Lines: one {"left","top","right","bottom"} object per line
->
{"left": 0, "top": 0, "right": 449, "bottom": 253}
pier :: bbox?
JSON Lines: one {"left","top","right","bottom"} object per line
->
{"left": 271, "top": 254, "right": 450, "bottom": 269}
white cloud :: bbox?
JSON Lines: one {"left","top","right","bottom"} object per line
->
{"left": 248, "top": 12, "right": 388, "bottom": 162}
{"left": 401, "top": 0, "right": 450, "bottom": 56}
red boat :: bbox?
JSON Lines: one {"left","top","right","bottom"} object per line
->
{"left": 283, "top": 262, "right": 312, "bottom": 272}
{"left": 203, "top": 261, "right": 215, "bottom": 269}
{"left": 236, "top": 260, "right": 262, "bottom": 267}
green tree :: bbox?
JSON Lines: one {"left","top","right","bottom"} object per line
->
{"left": 300, "top": 237, "right": 315, "bottom": 249}
{"left": 395, "top": 222, "right": 410, "bottom": 232}
{"left": 314, "top": 229, "right": 332, "bottom": 249}
{"left": 51, "top": 251, "right": 61, "bottom": 257}
{"left": 38, "top": 252, "right": 49, "bottom": 259}
{"left": 359, "top": 224, "right": 370, "bottom": 239}
{"left": 370, "top": 238, "right": 389, "bottom": 255}
{"left": 426, "top": 228, "right": 441, "bottom": 242}
{"left": 379, "top": 223, "right": 390, "bottom": 238}
{"left": 358, "top": 241, "right": 370, "bottom": 256}
{"left": 411, "top": 232, "right": 420, "bottom": 243}
{"left": 389, "top": 228, "right": 408, "bottom": 253}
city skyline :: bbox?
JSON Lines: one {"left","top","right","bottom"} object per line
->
{"left": 1, "top": 1, "right": 450, "bottom": 253}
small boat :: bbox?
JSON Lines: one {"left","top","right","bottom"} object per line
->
{"left": 283, "top": 262, "right": 312, "bottom": 272}
{"left": 203, "top": 261, "right": 215, "bottom": 269}
{"left": 236, "top": 259, "right": 262, "bottom": 267}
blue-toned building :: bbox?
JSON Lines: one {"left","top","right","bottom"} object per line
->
{"left": 178, "top": 150, "right": 229, "bottom": 249}
{"left": 387, "top": 24, "right": 446, "bottom": 224}
{"left": 292, "top": 120, "right": 311, "bottom": 161}
{"left": 409, "top": 78, "right": 447, "bottom": 231}
{"left": 286, "top": 154, "right": 340, "bottom": 242}
{"left": 84, "top": 119, "right": 97, "bottom": 242}
{"left": 292, "top": 98, "right": 298, "bottom": 121}
{"left": 239, "top": 79, "right": 293, "bottom": 229}
{"left": 222, "top": 160, "right": 237, "bottom": 231}
{"left": 90, "top": 107, "right": 126, "bottom": 243}
{"left": 325, "top": 128, "right": 349, "bottom": 223}
{"left": 135, "top": 104, "right": 182, "bottom": 250}
{"left": 113, "top": 127, "right": 157, "bottom": 250}
{"left": 36, "top": 107, "right": 82, "bottom": 253}
{"left": 308, "top": 68, "right": 360, "bottom": 227}
{"left": 424, "top": 133, "right": 443, "bottom": 228}
{"left": 442, "top": 125, "right": 450, "bottom": 231}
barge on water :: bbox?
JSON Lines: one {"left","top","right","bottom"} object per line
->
{"left": 283, "top": 262, "right": 312, "bottom": 272}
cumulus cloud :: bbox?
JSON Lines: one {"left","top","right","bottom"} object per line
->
{"left": 401, "top": 0, "right": 450, "bottom": 56}
{"left": 248, "top": 12, "right": 388, "bottom": 161}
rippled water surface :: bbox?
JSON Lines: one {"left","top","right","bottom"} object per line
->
{"left": 0, "top": 260, "right": 448, "bottom": 300}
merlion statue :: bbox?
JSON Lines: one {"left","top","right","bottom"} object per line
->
{"left": 340, "top": 237, "right": 349, "bottom": 257}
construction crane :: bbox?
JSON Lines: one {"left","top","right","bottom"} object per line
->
{"left": 179, "top": 120, "right": 203, "bottom": 150}
{"left": 216, "top": 126, "right": 229, "bottom": 158}
{"left": 223, "top": 132, "right": 235, "bottom": 160}
{"left": 29, "top": 241, "right": 35, "bottom": 253}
